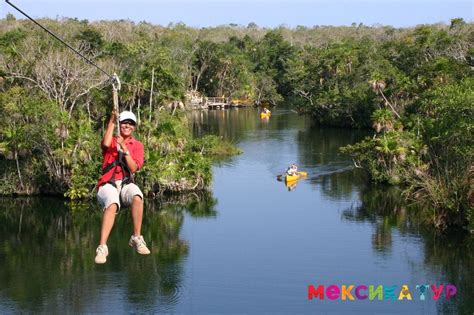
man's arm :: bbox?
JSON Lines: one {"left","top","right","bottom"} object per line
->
{"left": 123, "top": 152, "right": 139, "bottom": 173}
{"left": 116, "top": 138, "right": 142, "bottom": 173}
{"left": 101, "top": 109, "right": 117, "bottom": 150}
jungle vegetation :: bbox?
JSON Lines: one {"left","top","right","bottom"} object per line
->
{"left": 0, "top": 15, "right": 472, "bottom": 230}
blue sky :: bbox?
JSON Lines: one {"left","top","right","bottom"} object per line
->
{"left": 3, "top": 0, "right": 473, "bottom": 28}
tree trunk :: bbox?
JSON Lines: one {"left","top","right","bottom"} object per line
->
{"left": 137, "top": 97, "right": 141, "bottom": 126}
{"left": 14, "top": 149, "right": 25, "bottom": 191}
{"left": 149, "top": 67, "right": 155, "bottom": 122}
{"left": 378, "top": 88, "right": 401, "bottom": 119}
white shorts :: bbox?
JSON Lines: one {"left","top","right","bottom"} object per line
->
{"left": 97, "top": 181, "right": 143, "bottom": 212}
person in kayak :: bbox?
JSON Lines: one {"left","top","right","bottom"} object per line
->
{"left": 287, "top": 164, "right": 298, "bottom": 176}
{"left": 94, "top": 108, "right": 151, "bottom": 264}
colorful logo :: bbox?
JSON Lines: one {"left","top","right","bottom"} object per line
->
{"left": 307, "top": 284, "right": 457, "bottom": 301}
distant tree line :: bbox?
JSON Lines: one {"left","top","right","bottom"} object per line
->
{"left": 0, "top": 15, "right": 472, "bottom": 230}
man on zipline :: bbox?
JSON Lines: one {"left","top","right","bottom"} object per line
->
{"left": 95, "top": 108, "right": 150, "bottom": 264}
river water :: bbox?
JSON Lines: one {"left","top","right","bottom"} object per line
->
{"left": 0, "top": 108, "right": 472, "bottom": 313}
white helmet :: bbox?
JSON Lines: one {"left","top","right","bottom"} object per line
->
{"left": 119, "top": 111, "right": 137, "bottom": 124}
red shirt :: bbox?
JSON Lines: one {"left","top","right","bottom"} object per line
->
{"left": 97, "top": 136, "right": 144, "bottom": 188}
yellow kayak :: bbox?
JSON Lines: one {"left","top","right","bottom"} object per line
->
{"left": 285, "top": 171, "right": 308, "bottom": 182}
{"left": 260, "top": 112, "right": 271, "bottom": 119}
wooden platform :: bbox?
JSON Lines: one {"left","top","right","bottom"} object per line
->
{"left": 206, "top": 97, "right": 254, "bottom": 109}
{"left": 207, "top": 97, "right": 230, "bottom": 109}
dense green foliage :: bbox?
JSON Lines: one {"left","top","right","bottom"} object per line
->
{"left": 0, "top": 16, "right": 472, "bottom": 229}
{"left": 336, "top": 21, "right": 473, "bottom": 231}
{"left": 0, "top": 18, "right": 244, "bottom": 198}
{"left": 342, "top": 76, "right": 473, "bottom": 231}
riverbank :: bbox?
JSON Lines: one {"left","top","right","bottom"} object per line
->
{"left": 0, "top": 110, "right": 240, "bottom": 198}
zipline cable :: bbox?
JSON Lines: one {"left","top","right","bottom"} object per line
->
{"left": 6, "top": 0, "right": 155, "bottom": 95}
{"left": 5, "top": 0, "right": 115, "bottom": 82}
{"left": 5, "top": 0, "right": 114, "bottom": 81}
{"left": 5, "top": 0, "right": 123, "bottom": 132}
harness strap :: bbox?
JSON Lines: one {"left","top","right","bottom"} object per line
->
{"left": 118, "top": 151, "right": 135, "bottom": 184}
{"left": 102, "top": 160, "right": 118, "bottom": 175}
{"left": 102, "top": 151, "right": 135, "bottom": 188}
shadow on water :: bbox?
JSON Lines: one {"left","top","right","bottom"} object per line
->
{"left": 0, "top": 192, "right": 217, "bottom": 313}
{"left": 294, "top": 123, "right": 369, "bottom": 199}
{"left": 342, "top": 186, "right": 474, "bottom": 314}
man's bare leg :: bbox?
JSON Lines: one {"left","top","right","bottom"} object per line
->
{"left": 129, "top": 196, "right": 150, "bottom": 254}
{"left": 99, "top": 203, "right": 118, "bottom": 245}
{"left": 131, "top": 195, "right": 143, "bottom": 236}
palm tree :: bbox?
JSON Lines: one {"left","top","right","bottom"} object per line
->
{"left": 372, "top": 109, "right": 395, "bottom": 133}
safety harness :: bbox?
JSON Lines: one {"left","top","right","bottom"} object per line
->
{"left": 102, "top": 150, "right": 135, "bottom": 188}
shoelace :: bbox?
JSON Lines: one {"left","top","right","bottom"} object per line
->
{"left": 96, "top": 246, "right": 107, "bottom": 255}
{"left": 135, "top": 237, "right": 147, "bottom": 248}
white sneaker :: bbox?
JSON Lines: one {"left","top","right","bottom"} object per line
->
{"left": 128, "top": 235, "right": 151, "bottom": 255}
{"left": 95, "top": 244, "right": 108, "bottom": 264}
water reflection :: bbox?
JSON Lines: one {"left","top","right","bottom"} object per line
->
{"left": 285, "top": 180, "right": 299, "bottom": 191}
{"left": 191, "top": 107, "right": 473, "bottom": 313}
{"left": 190, "top": 108, "right": 369, "bottom": 201}
{"left": 342, "top": 186, "right": 474, "bottom": 313}
{"left": 190, "top": 108, "right": 260, "bottom": 141}
{"left": 294, "top": 124, "right": 368, "bottom": 201}
{"left": 1, "top": 108, "right": 473, "bottom": 313}
{"left": 424, "top": 234, "right": 474, "bottom": 314}
{"left": 0, "top": 192, "right": 217, "bottom": 313}
{"left": 189, "top": 108, "right": 307, "bottom": 141}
